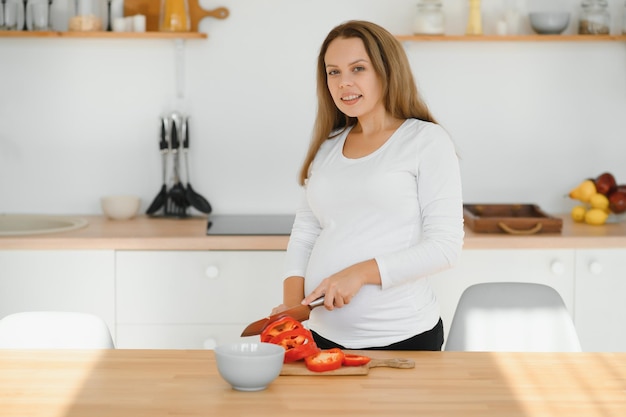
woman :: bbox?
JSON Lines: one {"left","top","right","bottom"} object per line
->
{"left": 274, "top": 20, "right": 464, "bottom": 351}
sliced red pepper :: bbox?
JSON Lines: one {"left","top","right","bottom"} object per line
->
{"left": 269, "top": 328, "right": 320, "bottom": 363}
{"left": 260, "top": 315, "right": 304, "bottom": 343}
{"left": 342, "top": 353, "right": 371, "bottom": 367}
{"left": 304, "top": 348, "right": 345, "bottom": 372}
{"left": 284, "top": 341, "right": 320, "bottom": 363}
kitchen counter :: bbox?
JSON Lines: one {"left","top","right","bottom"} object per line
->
{"left": 0, "top": 214, "right": 625, "bottom": 250}
{"left": 1, "top": 349, "right": 625, "bottom": 417}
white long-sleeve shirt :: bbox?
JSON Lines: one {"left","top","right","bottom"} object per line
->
{"left": 283, "top": 118, "right": 464, "bottom": 348}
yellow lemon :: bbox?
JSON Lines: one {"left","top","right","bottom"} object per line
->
{"left": 571, "top": 205, "right": 587, "bottom": 222}
{"left": 584, "top": 208, "right": 609, "bottom": 226}
{"left": 589, "top": 193, "right": 610, "bottom": 210}
{"left": 569, "top": 180, "right": 597, "bottom": 203}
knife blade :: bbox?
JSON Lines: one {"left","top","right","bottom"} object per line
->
{"left": 240, "top": 297, "right": 325, "bottom": 337}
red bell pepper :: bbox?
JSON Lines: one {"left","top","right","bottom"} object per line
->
{"left": 304, "top": 348, "right": 345, "bottom": 372}
{"left": 342, "top": 353, "right": 371, "bottom": 366}
{"left": 268, "top": 327, "right": 320, "bottom": 363}
{"left": 260, "top": 315, "right": 304, "bottom": 343}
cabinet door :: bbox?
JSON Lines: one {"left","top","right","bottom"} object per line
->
{"left": 575, "top": 249, "right": 626, "bottom": 352}
{"left": 429, "top": 249, "right": 575, "bottom": 348}
{"left": 115, "top": 250, "right": 285, "bottom": 349}
{"left": 0, "top": 250, "right": 116, "bottom": 341}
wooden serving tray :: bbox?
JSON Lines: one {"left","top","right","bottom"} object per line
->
{"left": 463, "top": 204, "right": 563, "bottom": 235}
{"left": 124, "top": 0, "right": 229, "bottom": 32}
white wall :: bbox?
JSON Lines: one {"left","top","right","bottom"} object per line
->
{"left": 1, "top": 0, "right": 625, "bottom": 216}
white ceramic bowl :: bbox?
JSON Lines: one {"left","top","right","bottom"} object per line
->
{"left": 100, "top": 195, "right": 141, "bottom": 220}
{"left": 529, "top": 12, "right": 570, "bottom": 35}
{"left": 214, "top": 342, "right": 284, "bottom": 391}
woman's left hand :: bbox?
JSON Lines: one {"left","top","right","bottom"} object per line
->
{"left": 301, "top": 259, "right": 381, "bottom": 310}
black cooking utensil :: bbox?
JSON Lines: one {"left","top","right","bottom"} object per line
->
{"left": 166, "top": 117, "right": 188, "bottom": 217}
{"left": 182, "top": 117, "right": 212, "bottom": 214}
{"left": 105, "top": 0, "right": 112, "bottom": 31}
{"left": 146, "top": 117, "right": 169, "bottom": 215}
{"left": 21, "top": 0, "right": 27, "bottom": 30}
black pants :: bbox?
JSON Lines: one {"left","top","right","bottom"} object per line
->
{"left": 311, "top": 318, "right": 444, "bottom": 351}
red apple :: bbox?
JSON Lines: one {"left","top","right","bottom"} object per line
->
{"left": 608, "top": 190, "right": 626, "bottom": 214}
{"left": 594, "top": 172, "right": 617, "bottom": 196}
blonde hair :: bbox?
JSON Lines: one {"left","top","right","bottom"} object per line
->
{"left": 298, "top": 20, "right": 437, "bottom": 185}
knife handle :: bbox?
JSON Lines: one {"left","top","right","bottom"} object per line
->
{"left": 170, "top": 119, "right": 180, "bottom": 150}
{"left": 308, "top": 297, "right": 325, "bottom": 309}
{"left": 159, "top": 118, "right": 168, "bottom": 151}
{"left": 182, "top": 117, "right": 189, "bottom": 150}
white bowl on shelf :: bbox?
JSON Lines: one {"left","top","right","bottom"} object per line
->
{"left": 529, "top": 12, "right": 570, "bottom": 35}
{"left": 101, "top": 195, "right": 141, "bottom": 220}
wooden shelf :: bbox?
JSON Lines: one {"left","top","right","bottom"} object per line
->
{"left": 396, "top": 34, "right": 626, "bottom": 42}
{"left": 0, "top": 31, "right": 207, "bottom": 39}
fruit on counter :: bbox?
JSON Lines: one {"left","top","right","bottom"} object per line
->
{"left": 593, "top": 172, "right": 617, "bottom": 196}
{"left": 608, "top": 189, "right": 626, "bottom": 214}
{"left": 568, "top": 180, "right": 596, "bottom": 203}
{"left": 589, "top": 193, "right": 610, "bottom": 211}
{"left": 568, "top": 172, "right": 625, "bottom": 224}
{"left": 584, "top": 208, "right": 609, "bottom": 226}
{"left": 571, "top": 205, "right": 587, "bottom": 223}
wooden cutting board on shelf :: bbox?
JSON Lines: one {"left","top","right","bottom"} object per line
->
{"left": 280, "top": 357, "right": 415, "bottom": 376}
{"left": 124, "top": 0, "right": 229, "bottom": 32}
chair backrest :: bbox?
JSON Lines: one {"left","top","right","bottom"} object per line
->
{"left": 0, "top": 311, "right": 115, "bottom": 349}
{"left": 445, "top": 282, "right": 582, "bottom": 352}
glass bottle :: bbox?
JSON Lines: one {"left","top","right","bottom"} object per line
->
{"left": 466, "top": 0, "right": 482, "bottom": 35}
{"left": 622, "top": 0, "right": 626, "bottom": 34}
{"left": 413, "top": 0, "right": 444, "bottom": 35}
{"left": 160, "top": 0, "right": 190, "bottom": 32}
{"left": 578, "top": 0, "right": 610, "bottom": 35}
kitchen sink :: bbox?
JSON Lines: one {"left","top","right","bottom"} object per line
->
{"left": 0, "top": 214, "right": 88, "bottom": 236}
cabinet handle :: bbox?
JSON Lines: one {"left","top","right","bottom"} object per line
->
{"left": 203, "top": 338, "right": 217, "bottom": 350}
{"left": 550, "top": 260, "right": 565, "bottom": 275}
{"left": 205, "top": 265, "right": 220, "bottom": 279}
{"left": 589, "top": 261, "right": 603, "bottom": 275}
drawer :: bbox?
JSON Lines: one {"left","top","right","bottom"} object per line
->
{"left": 115, "top": 250, "right": 285, "bottom": 324}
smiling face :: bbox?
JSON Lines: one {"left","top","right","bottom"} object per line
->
{"left": 324, "top": 37, "right": 385, "bottom": 120}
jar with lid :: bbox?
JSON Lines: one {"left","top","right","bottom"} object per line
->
{"left": 160, "top": 0, "right": 190, "bottom": 32}
{"left": 413, "top": 0, "right": 444, "bottom": 35}
{"left": 68, "top": 0, "right": 103, "bottom": 31}
{"left": 578, "top": 0, "right": 610, "bottom": 35}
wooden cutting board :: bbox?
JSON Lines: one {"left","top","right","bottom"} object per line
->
{"left": 280, "top": 357, "right": 415, "bottom": 376}
{"left": 124, "top": 0, "right": 229, "bottom": 32}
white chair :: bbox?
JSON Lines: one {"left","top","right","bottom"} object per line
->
{"left": 445, "top": 282, "right": 582, "bottom": 352}
{"left": 0, "top": 311, "right": 115, "bottom": 349}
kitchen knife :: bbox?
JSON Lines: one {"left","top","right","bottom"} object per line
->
{"left": 240, "top": 297, "right": 325, "bottom": 337}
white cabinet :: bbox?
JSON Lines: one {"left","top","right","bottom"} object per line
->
{"left": 0, "top": 250, "right": 116, "bottom": 342}
{"left": 2, "top": 246, "right": 623, "bottom": 352}
{"left": 429, "top": 249, "right": 576, "bottom": 350}
{"left": 574, "top": 249, "right": 626, "bottom": 352}
{"left": 115, "top": 250, "right": 285, "bottom": 349}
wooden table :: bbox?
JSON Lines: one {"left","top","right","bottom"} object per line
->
{"left": 1, "top": 350, "right": 625, "bottom": 417}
